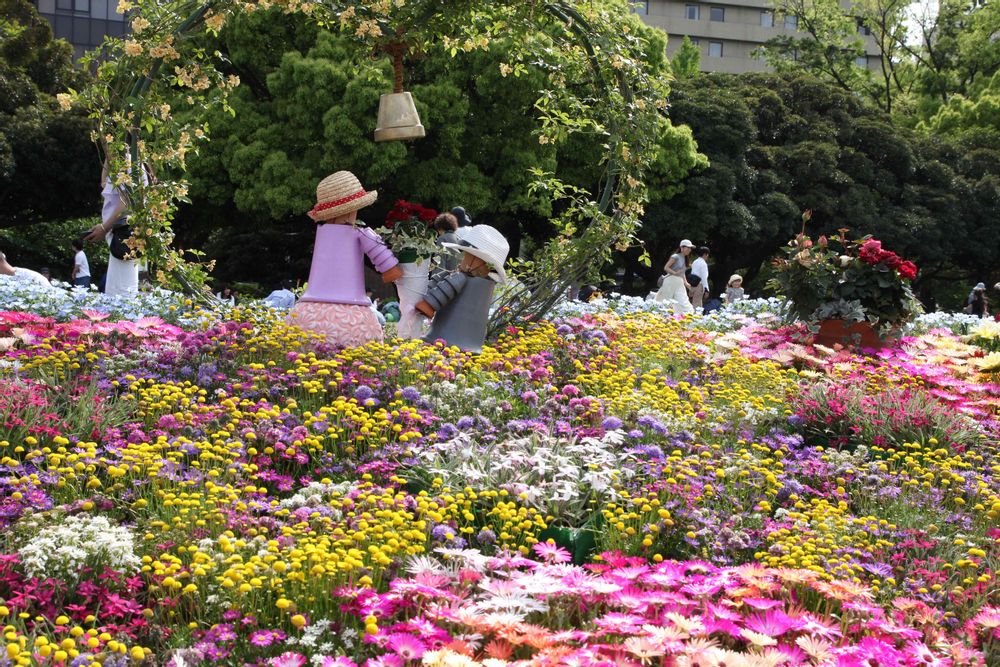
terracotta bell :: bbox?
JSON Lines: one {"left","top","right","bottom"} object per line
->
{"left": 374, "top": 92, "right": 425, "bottom": 142}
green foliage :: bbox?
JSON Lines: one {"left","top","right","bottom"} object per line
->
{"left": 0, "top": 0, "right": 97, "bottom": 227}
{"left": 920, "top": 71, "right": 1000, "bottom": 147}
{"left": 0, "top": 217, "right": 107, "bottom": 280}
{"left": 637, "top": 73, "right": 1000, "bottom": 308}
{"left": 670, "top": 36, "right": 700, "bottom": 80}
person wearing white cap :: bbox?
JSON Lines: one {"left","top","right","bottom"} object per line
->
{"left": 654, "top": 239, "right": 694, "bottom": 314}
{"left": 415, "top": 224, "right": 508, "bottom": 352}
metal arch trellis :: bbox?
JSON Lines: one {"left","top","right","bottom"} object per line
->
{"left": 85, "top": 0, "right": 665, "bottom": 331}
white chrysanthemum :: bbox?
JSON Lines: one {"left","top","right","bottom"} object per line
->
{"left": 17, "top": 514, "right": 141, "bottom": 583}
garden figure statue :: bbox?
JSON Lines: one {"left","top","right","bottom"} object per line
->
{"left": 287, "top": 171, "right": 402, "bottom": 346}
{"left": 415, "top": 225, "right": 509, "bottom": 353}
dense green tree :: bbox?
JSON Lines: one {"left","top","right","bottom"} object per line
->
{"left": 671, "top": 36, "right": 700, "bottom": 79}
{"left": 0, "top": 0, "right": 97, "bottom": 229}
{"left": 629, "top": 73, "right": 1000, "bottom": 307}
{"left": 174, "top": 7, "right": 703, "bottom": 285}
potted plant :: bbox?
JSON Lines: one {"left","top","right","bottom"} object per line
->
{"left": 374, "top": 200, "right": 440, "bottom": 338}
{"left": 768, "top": 212, "right": 921, "bottom": 347}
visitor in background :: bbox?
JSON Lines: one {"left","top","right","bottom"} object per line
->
{"left": 689, "top": 246, "right": 710, "bottom": 312}
{"left": 451, "top": 206, "right": 472, "bottom": 227}
{"left": 262, "top": 280, "right": 296, "bottom": 309}
{"left": 0, "top": 250, "right": 54, "bottom": 288}
{"left": 969, "top": 283, "right": 989, "bottom": 318}
{"left": 70, "top": 239, "right": 91, "bottom": 287}
{"left": 39, "top": 267, "right": 53, "bottom": 284}
{"left": 723, "top": 274, "right": 746, "bottom": 306}
{"left": 84, "top": 157, "right": 141, "bottom": 296}
{"left": 216, "top": 285, "right": 236, "bottom": 306}
{"left": 654, "top": 239, "right": 694, "bottom": 314}
{"left": 432, "top": 213, "right": 460, "bottom": 276}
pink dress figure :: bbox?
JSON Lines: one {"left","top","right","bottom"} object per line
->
{"left": 287, "top": 171, "right": 402, "bottom": 346}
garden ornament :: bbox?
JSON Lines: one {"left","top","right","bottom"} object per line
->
{"left": 287, "top": 171, "right": 402, "bottom": 347}
{"left": 416, "top": 225, "right": 509, "bottom": 352}
{"left": 374, "top": 45, "right": 425, "bottom": 142}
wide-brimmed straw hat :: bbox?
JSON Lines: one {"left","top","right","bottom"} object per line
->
{"left": 307, "top": 171, "right": 378, "bottom": 222}
{"left": 728, "top": 274, "right": 743, "bottom": 286}
{"left": 443, "top": 224, "right": 509, "bottom": 284}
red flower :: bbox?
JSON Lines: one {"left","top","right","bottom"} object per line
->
{"left": 858, "top": 239, "right": 883, "bottom": 264}
{"left": 897, "top": 260, "right": 917, "bottom": 281}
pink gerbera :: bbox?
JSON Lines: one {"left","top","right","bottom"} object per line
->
{"left": 385, "top": 633, "right": 427, "bottom": 661}
{"left": 321, "top": 658, "right": 358, "bottom": 667}
{"left": 269, "top": 653, "right": 307, "bottom": 667}
{"left": 532, "top": 541, "right": 572, "bottom": 564}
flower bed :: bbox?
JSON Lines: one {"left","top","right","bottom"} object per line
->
{"left": 0, "top": 306, "right": 997, "bottom": 666}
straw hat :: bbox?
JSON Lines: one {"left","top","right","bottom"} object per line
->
{"left": 728, "top": 274, "right": 743, "bottom": 286}
{"left": 307, "top": 171, "right": 378, "bottom": 222}
{"left": 443, "top": 224, "right": 509, "bottom": 284}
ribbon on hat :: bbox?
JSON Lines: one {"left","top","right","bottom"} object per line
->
{"left": 308, "top": 189, "right": 369, "bottom": 217}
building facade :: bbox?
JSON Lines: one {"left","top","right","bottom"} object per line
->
{"left": 29, "top": 0, "right": 127, "bottom": 60}
{"left": 633, "top": 0, "right": 880, "bottom": 74}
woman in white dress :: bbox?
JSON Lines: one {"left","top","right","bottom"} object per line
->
{"left": 654, "top": 239, "right": 694, "bottom": 314}
{"left": 85, "top": 159, "right": 140, "bottom": 296}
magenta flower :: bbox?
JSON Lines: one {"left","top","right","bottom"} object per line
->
{"left": 385, "top": 633, "right": 427, "bottom": 661}
{"left": 533, "top": 542, "right": 572, "bottom": 564}
{"left": 269, "top": 653, "right": 307, "bottom": 667}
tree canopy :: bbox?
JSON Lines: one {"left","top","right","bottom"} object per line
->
{"left": 632, "top": 73, "right": 1000, "bottom": 306}
{"left": 0, "top": 0, "right": 97, "bottom": 228}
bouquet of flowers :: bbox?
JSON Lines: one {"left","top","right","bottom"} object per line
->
{"left": 768, "top": 212, "right": 921, "bottom": 335}
{"left": 375, "top": 200, "right": 439, "bottom": 263}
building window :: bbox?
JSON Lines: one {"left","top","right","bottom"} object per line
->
{"left": 691, "top": 38, "right": 700, "bottom": 45}
{"left": 685, "top": 4, "right": 700, "bottom": 20}
{"left": 709, "top": 41, "right": 723, "bottom": 57}
{"left": 760, "top": 10, "right": 773, "bottom": 26}
{"left": 631, "top": 0, "right": 648, "bottom": 14}
{"left": 710, "top": 6, "right": 725, "bottom": 21}
{"left": 855, "top": 55, "right": 868, "bottom": 67}
{"left": 856, "top": 18, "right": 871, "bottom": 35}
{"left": 73, "top": 0, "right": 89, "bottom": 12}
{"left": 56, "top": 0, "right": 72, "bottom": 10}
{"left": 784, "top": 14, "right": 798, "bottom": 29}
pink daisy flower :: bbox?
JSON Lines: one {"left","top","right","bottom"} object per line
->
{"left": 269, "top": 653, "right": 307, "bottom": 667}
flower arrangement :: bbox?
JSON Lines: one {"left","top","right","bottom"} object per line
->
{"left": 768, "top": 213, "right": 921, "bottom": 335}
{"left": 374, "top": 199, "right": 439, "bottom": 263}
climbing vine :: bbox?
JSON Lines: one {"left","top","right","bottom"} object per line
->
{"left": 73, "top": 0, "right": 674, "bottom": 320}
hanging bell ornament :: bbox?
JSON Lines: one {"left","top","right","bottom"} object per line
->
{"left": 374, "top": 91, "right": 425, "bottom": 142}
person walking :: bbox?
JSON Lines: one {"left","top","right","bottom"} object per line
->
{"left": 689, "top": 246, "right": 710, "bottom": 312}
{"left": 84, "top": 158, "right": 141, "bottom": 296}
{"left": 70, "top": 238, "right": 91, "bottom": 287}
{"left": 450, "top": 206, "right": 472, "bottom": 228}
{"left": 654, "top": 239, "right": 694, "bottom": 314}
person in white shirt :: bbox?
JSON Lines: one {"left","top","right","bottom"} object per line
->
{"left": 0, "top": 250, "right": 55, "bottom": 289}
{"left": 71, "top": 238, "right": 91, "bottom": 287}
{"left": 689, "top": 246, "right": 710, "bottom": 312}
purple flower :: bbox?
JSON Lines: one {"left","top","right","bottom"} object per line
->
{"left": 249, "top": 630, "right": 276, "bottom": 647}
{"left": 476, "top": 528, "right": 496, "bottom": 546}
{"left": 400, "top": 386, "right": 421, "bottom": 402}
{"left": 456, "top": 416, "right": 475, "bottom": 430}
{"left": 354, "top": 385, "right": 375, "bottom": 401}
{"left": 601, "top": 416, "right": 623, "bottom": 430}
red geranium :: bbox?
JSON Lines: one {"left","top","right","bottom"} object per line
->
{"left": 897, "top": 260, "right": 918, "bottom": 281}
{"left": 384, "top": 200, "right": 438, "bottom": 228}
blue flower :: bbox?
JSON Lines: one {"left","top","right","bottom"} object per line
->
{"left": 601, "top": 416, "right": 623, "bottom": 430}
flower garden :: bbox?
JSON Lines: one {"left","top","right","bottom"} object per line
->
{"left": 0, "top": 288, "right": 999, "bottom": 667}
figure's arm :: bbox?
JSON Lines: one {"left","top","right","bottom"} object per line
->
{"left": 415, "top": 273, "right": 468, "bottom": 318}
{"left": 357, "top": 227, "right": 402, "bottom": 282}
{"left": 85, "top": 196, "right": 128, "bottom": 241}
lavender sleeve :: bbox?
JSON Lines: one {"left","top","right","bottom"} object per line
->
{"left": 357, "top": 227, "right": 399, "bottom": 273}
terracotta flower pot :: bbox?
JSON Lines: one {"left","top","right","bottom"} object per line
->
{"left": 813, "top": 319, "right": 884, "bottom": 350}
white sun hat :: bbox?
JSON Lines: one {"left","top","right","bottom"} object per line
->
{"left": 679, "top": 239, "right": 694, "bottom": 248}
{"left": 442, "top": 224, "right": 509, "bottom": 283}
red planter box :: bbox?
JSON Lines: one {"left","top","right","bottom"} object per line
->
{"left": 813, "top": 319, "right": 884, "bottom": 350}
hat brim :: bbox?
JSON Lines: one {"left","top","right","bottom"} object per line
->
{"left": 309, "top": 190, "right": 378, "bottom": 222}
{"left": 442, "top": 242, "right": 507, "bottom": 284}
